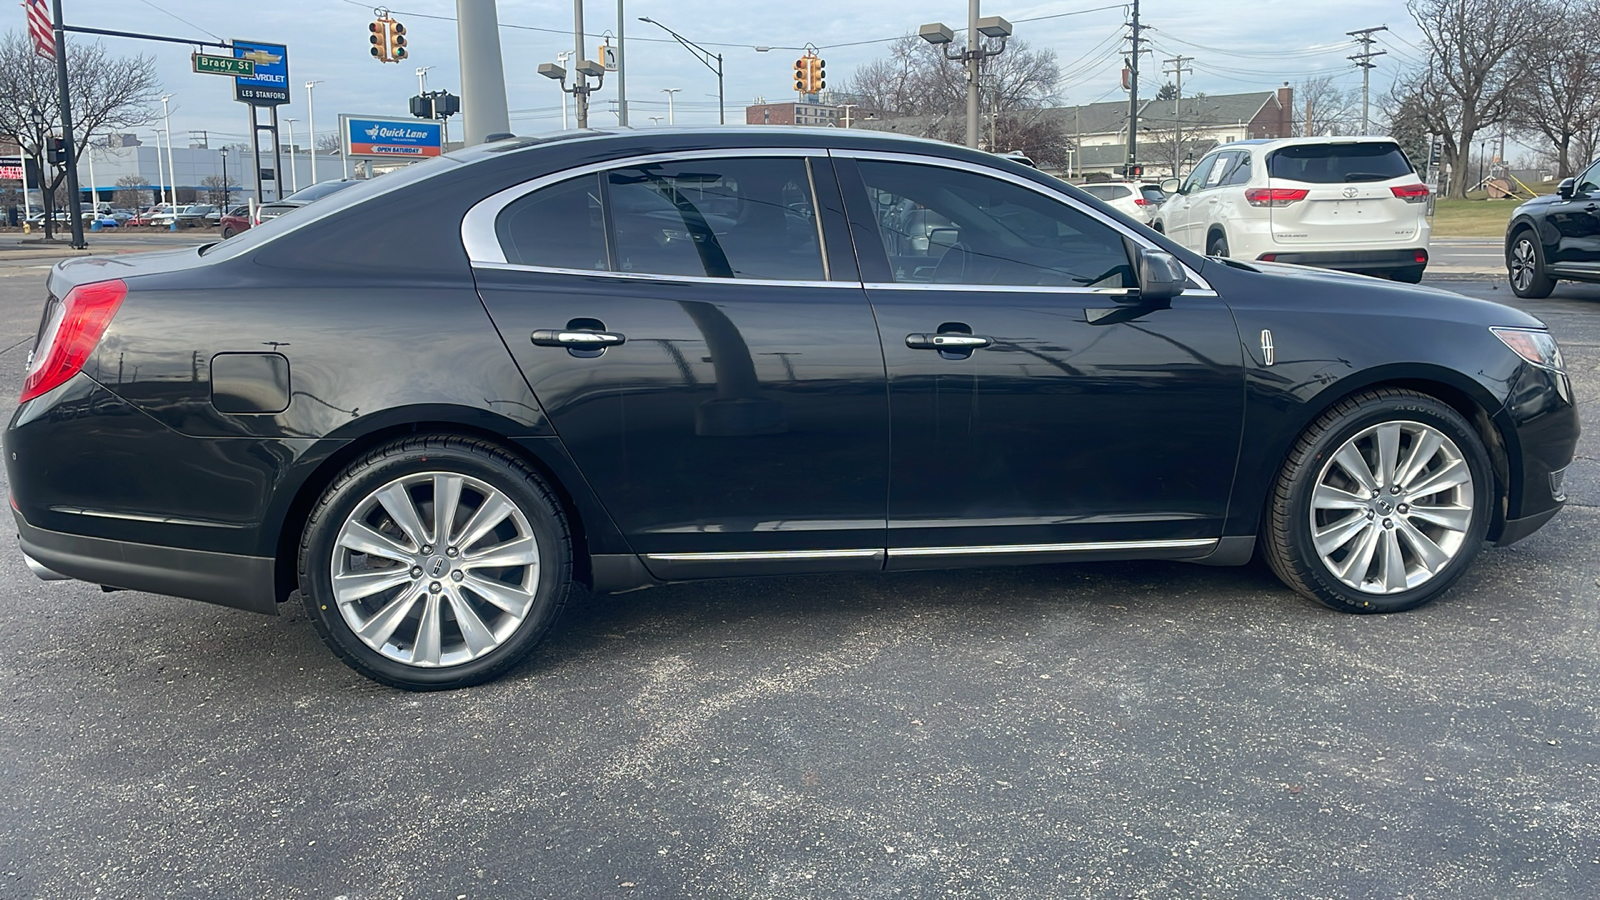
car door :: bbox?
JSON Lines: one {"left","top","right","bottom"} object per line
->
{"left": 466, "top": 151, "right": 889, "bottom": 579}
{"left": 1166, "top": 152, "right": 1220, "bottom": 249}
{"left": 1547, "top": 159, "right": 1600, "bottom": 274}
{"left": 1188, "top": 150, "right": 1239, "bottom": 249}
{"left": 834, "top": 153, "right": 1247, "bottom": 567}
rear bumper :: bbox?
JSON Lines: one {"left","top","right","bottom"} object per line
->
{"left": 14, "top": 508, "right": 278, "bottom": 615}
{"left": 1255, "top": 248, "right": 1428, "bottom": 272}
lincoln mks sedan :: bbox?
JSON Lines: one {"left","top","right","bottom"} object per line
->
{"left": 7, "top": 128, "right": 1578, "bottom": 689}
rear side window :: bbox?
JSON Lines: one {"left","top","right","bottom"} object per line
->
{"left": 496, "top": 174, "right": 608, "bottom": 270}
{"left": 1139, "top": 186, "right": 1166, "bottom": 203}
{"left": 1268, "top": 142, "right": 1414, "bottom": 184}
{"left": 1220, "top": 153, "right": 1252, "bottom": 186}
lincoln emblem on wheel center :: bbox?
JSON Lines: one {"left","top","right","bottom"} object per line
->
{"left": 4, "top": 128, "right": 1579, "bottom": 689}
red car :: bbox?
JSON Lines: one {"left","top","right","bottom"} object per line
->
{"left": 218, "top": 211, "right": 251, "bottom": 239}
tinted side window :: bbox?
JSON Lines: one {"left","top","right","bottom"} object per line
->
{"left": 1577, "top": 160, "right": 1600, "bottom": 194}
{"left": 857, "top": 160, "right": 1133, "bottom": 289}
{"left": 1202, "top": 152, "right": 1236, "bottom": 189}
{"left": 606, "top": 157, "right": 823, "bottom": 280}
{"left": 1267, "top": 142, "right": 1414, "bottom": 183}
{"left": 495, "top": 174, "right": 608, "bottom": 270}
{"left": 1183, "top": 155, "right": 1219, "bottom": 193}
{"left": 1220, "top": 152, "right": 1253, "bottom": 186}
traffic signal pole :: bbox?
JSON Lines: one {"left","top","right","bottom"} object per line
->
{"left": 455, "top": 0, "right": 510, "bottom": 144}
{"left": 1124, "top": 0, "right": 1142, "bottom": 180}
{"left": 966, "top": 0, "right": 980, "bottom": 150}
{"left": 50, "top": 0, "right": 86, "bottom": 248}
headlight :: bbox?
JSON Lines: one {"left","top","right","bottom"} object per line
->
{"left": 1491, "top": 327, "right": 1565, "bottom": 371}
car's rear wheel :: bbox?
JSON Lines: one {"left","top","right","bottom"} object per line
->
{"left": 220, "top": 225, "right": 237, "bottom": 239}
{"left": 1207, "top": 232, "right": 1229, "bottom": 257}
{"left": 299, "top": 436, "right": 572, "bottom": 690}
{"left": 1263, "top": 388, "right": 1492, "bottom": 614}
{"left": 1508, "top": 229, "right": 1556, "bottom": 298}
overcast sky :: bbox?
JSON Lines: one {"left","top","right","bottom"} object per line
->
{"left": 48, "top": 0, "right": 1429, "bottom": 146}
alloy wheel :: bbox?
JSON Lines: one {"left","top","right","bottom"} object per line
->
{"left": 330, "top": 471, "right": 541, "bottom": 667}
{"left": 1309, "top": 420, "right": 1476, "bottom": 595}
{"left": 1510, "top": 238, "right": 1538, "bottom": 293}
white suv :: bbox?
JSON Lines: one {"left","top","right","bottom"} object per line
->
{"left": 1151, "top": 136, "right": 1431, "bottom": 282}
{"left": 1078, "top": 181, "right": 1166, "bottom": 222}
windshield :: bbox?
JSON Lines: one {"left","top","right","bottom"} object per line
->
{"left": 1268, "top": 142, "right": 1414, "bottom": 184}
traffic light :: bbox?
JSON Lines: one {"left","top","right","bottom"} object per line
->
{"left": 1126, "top": 164, "right": 1143, "bottom": 179}
{"left": 811, "top": 57, "right": 826, "bottom": 93}
{"left": 369, "top": 18, "right": 391, "bottom": 62}
{"left": 391, "top": 20, "right": 407, "bottom": 61}
{"left": 793, "top": 57, "right": 807, "bottom": 92}
{"left": 46, "top": 137, "right": 64, "bottom": 167}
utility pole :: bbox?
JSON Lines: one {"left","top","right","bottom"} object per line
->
{"left": 457, "top": 0, "right": 511, "bottom": 144}
{"left": 1124, "top": 0, "right": 1148, "bottom": 179}
{"left": 616, "top": 0, "right": 628, "bottom": 126}
{"left": 1163, "top": 54, "right": 1191, "bottom": 176}
{"left": 917, "top": 6, "right": 1012, "bottom": 150}
{"left": 1348, "top": 25, "right": 1387, "bottom": 136}
{"left": 573, "top": 0, "right": 589, "bottom": 128}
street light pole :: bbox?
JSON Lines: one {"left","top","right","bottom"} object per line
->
{"left": 556, "top": 52, "right": 571, "bottom": 129}
{"left": 638, "top": 17, "right": 725, "bottom": 124}
{"left": 220, "top": 146, "right": 229, "bottom": 210}
{"left": 160, "top": 95, "right": 177, "bottom": 208}
{"left": 284, "top": 118, "right": 299, "bottom": 193}
{"left": 573, "top": 0, "right": 588, "bottom": 128}
{"left": 616, "top": 0, "right": 628, "bottom": 126}
{"left": 49, "top": 0, "right": 85, "bottom": 246}
{"left": 661, "top": 88, "right": 679, "bottom": 125}
{"left": 919, "top": 7, "right": 1012, "bottom": 149}
{"left": 305, "top": 80, "right": 322, "bottom": 185}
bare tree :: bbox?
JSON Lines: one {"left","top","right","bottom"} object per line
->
{"left": 113, "top": 173, "right": 147, "bottom": 209}
{"left": 1402, "top": 0, "right": 1541, "bottom": 197}
{"left": 1294, "top": 75, "right": 1359, "bottom": 136}
{"left": 199, "top": 174, "right": 238, "bottom": 205}
{"left": 0, "top": 31, "right": 159, "bottom": 235}
{"left": 1509, "top": 0, "right": 1600, "bottom": 178}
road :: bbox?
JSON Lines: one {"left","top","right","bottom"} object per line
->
{"left": 0, "top": 252, "right": 1596, "bottom": 899}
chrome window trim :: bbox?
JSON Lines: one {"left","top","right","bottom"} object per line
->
{"left": 471, "top": 260, "right": 860, "bottom": 289}
{"left": 888, "top": 538, "right": 1216, "bottom": 557}
{"left": 862, "top": 281, "right": 1218, "bottom": 298}
{"left": 830, "top": 148, "right": 1214, "bottom": 292}
{"left": 460, "top": 147, "right": 831, "bottom": 266}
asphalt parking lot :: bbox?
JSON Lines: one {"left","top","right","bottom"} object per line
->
{"left": 0, "top": 247, "right": 1597, "bottom": 898}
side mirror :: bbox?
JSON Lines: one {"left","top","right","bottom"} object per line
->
{"left": 1160, "top": 177, "right": 1181, "bottom": 195}
{"left": 1136, "top": 248, "right": 1186, "bottom": 304}
{"left": 1558, "top": 177, "right": 1577, "bottom": 199}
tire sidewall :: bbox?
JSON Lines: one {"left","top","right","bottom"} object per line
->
{"left": 1208, "top": 232, "right": 1228, "bottom": 257}
{"left": 1284, "top": 395, "right": 1493, "bottom": 612}
{"left": 1508, "top": 230, "right": 1553, "bottom": 298}
{"left": 300, "top": 442, "right": 569, "bottom": 689}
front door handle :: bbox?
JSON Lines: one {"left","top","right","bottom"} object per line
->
{"left": 906, "top": 333, "right": 992, "bottom": 350}
{"left": 530, "top": 329, "right": 626, "bottom": 348}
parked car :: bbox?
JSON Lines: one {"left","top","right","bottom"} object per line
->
{"left": 218, "top": 209, "right": 250, "bottom": 239}
{"left": 1078, "top": 181, "right": 1166, "bottom": 222}
{"left": 1504, "top": 158, "right": 1600, "bottom": 298}
{"left": 254, "top": 180, "right": 362, "bottom": 221}
{"left": 173, "top": 204, "right": 218, "bottom": 228}
{"left": 1153, "top": 136, "right": 1432, "bottom": 282}
{"left": 141, "top": 204, "right": 177, "bottom": 227}
{"left": 7, "top": 128, "right": 1576, "bottom": 690}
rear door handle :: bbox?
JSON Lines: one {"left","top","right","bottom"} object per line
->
{"left": 530, "top": 329, "right": 626, "bottom": 348}
{"left": 906, "top": 333, "right": 992, "bottom": 350}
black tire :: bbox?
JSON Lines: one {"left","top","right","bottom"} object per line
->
{"left": 298, "top": 435, "right": 572, "bottom": 690}
{"left": 1152, "top": 220, "right": 1165, "bottom": 234}
{"left": 1507, "top": 228, "right": 1556, "bottom": 299}
{"left": 1391, "top": 265, "right": 1426, "bottom": 284}
{"left": 1262, "top": 388, "right": 1493, "bottom": 614}
{"left": 220, "top": 225, "right": 237, "bottom": 239}
{"left": 1207, "top": 231, "right": 1229, "bottom": 257}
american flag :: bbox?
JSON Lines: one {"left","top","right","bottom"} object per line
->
{"left": 22, "top": 0, "right": 54, "bottom": 60}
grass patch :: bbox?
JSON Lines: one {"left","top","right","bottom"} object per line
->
{"left": 1430, "top": 197, "right": 1523, "bottom": 238}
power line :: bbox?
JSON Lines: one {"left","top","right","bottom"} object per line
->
{"left": 1349, "top": 25, "right": 1387, "bottom": 135}
{"left": 1146, "top": 29, "right": 1351, "bottom": 60}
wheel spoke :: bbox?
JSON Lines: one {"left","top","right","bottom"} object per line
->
{"left": 1406, "top": 458, "right": 1471, "bottom": 499}
{"left": 454, "top": 492, "right": 514, "bottom": 552}
{"left": 355, "top": 582, "right": 424, "bottom": 647}
{"left": 375, "top": 483, "right": 428, "bottom": 549}
{"left": 411, "top": 593, "right": 444, "bottom": 666}
{"left": 1406, "top": 503, "right": 1472, "bottom": 531}
{"left": 1313, "top": 482, "right": 1369, "bottom": 511}
{"left": 1375, "top": 422, "right": 1401, "bottom": 489}
{"left": 1395, "top": 430, "right": 1443, "bottom": 491}
{"left": 1333, "top": 442, "right": 1379, "bottom": 494}
{"left": 1315, "top": 511, "right": 1370, "bottom": 556}
{"left": 338, "top": 521, "right": 415, "bottom": 565}
{"left": 333, "top": 567, "right": 414, "bottom": 604}
{"left": 461, "top": 572, "right": 536, "bottom": 616}
{"left": 1396, "top": 518, "right": 1450, "bottom": 573}
{"left": 1336, "top": 522, "right": 1381, "bottom": 584}
{"left": 445, "top": 586, "right": 498, "bottom": 656}
{"left": 1380, "top": 528, "right": 1408, "bottom": 592}
{"left": 461, "top": 535, "right": 539, "bottom": 570}
{"left": 432, "top": 474, "right": 464, "bottom": 547}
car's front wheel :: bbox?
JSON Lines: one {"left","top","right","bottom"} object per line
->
{"left": 1508, "top": 229, "right": 1556, "bottom": 298}
{"left": 298, "top": 436, "right": 573, "bottom": 690}
{"left": 1263, "top": 389, "right": 1492, "bottom": 614}
{"left": 1207, "top": 232, "right": 1229, "bottom": 257}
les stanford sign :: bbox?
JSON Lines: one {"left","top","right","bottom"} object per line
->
{"left": 341, "top": 115, "right": 443, "bottom": 159}
{"left": 232, "top": 39, "right": 289, "bottom": 105}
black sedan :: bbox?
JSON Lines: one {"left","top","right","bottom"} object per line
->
{"left": 7, "top": 128, "right": 1578, "bottom": 690}
{"left": 1506, "top": 160, "right": 1600, "bottom": 297}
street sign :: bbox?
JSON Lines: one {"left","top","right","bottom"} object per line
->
{"left": 232, "top": 39, "right": 289, "bottom": 105}
{"left": 193, "top": 53, "right": 255, "bottom": 77}
{"left": 341, "top": 114, "right": 443, "bottom": 159}
{"left": 600, "top": 44, "right": 618, "bottom": 71}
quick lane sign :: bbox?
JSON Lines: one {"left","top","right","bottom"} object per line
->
{"left": 193, "top": 53, "right": 255, "bottom": 77}
{"left": 342, "top": 115, "right": 443, "bottom": 159}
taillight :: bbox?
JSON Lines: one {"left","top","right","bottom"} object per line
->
{"left": 20, "top": 279, "right": 126, "bottom": 403}
{"left": 1134, "top": 197, "right": 1150, "bottom": 206}
{"left": 1258, "top": 253, "right": 1278, "bottom": 262}
{"left": 1391, "top": 184, "right": 1430, "bottom": 203}
{"left": 1244, "top": 188, "right": 1309, "bottom": 208}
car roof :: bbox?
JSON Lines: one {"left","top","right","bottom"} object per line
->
{"left": 1222, "top": 135, "right": 1404, "bottom": 152}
